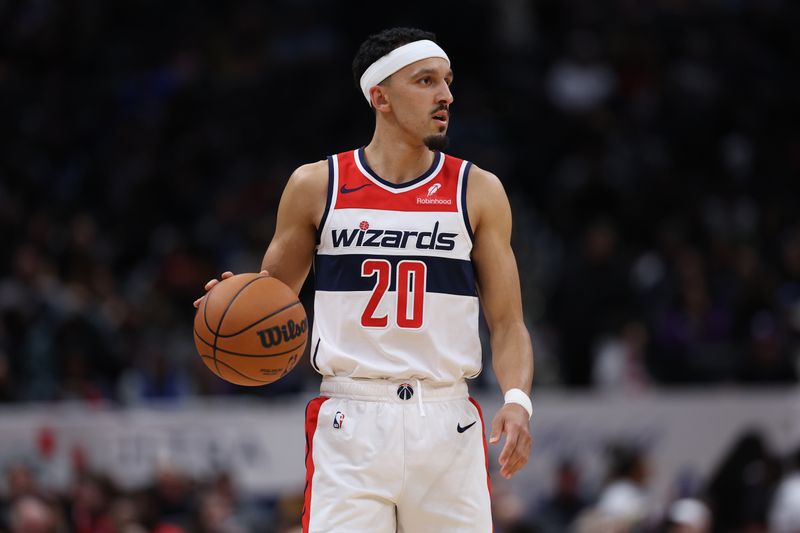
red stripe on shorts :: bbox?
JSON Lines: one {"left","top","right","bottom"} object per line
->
{"left": 302, "top": 396, "right": 329, "bottom": 533}
{"left": 469, "top": 397, "right": 493, "bottom": 524}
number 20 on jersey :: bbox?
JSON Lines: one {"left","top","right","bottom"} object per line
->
{"left": 361, "top": 259, "right": 427, "bottom": 329}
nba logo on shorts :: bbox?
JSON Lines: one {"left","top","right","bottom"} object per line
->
{"left": 397, "top": 383, "right": 414, "bottom": 400}
{"left": 333, "top": 411, "right": 345, "bottom": 429}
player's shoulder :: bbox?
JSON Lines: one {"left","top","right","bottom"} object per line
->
{"left": 466, "top": 163, "right": 507, "bottom": 201}
{"left": 279, "top": 160, "right": 328, "bottom": 220}
{"left": 286, "top": 159, "right": 328, "bottom": 196}
{"left": 464, "top": 163, "right": 511, "bottom": 231}
{"left": 290, "top": 159, "right": 328, "bottom": 184}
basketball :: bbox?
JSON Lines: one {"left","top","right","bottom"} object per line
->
{"left": 193, "top": 273, "right": 308, "bottom": 386}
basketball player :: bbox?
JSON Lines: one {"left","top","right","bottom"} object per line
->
{"left": 195, "top": 27, "right": 533, "bottom": 532}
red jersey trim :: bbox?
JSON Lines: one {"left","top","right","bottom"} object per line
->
{"left": 335, "top": 150, "right": 465, "bottom": 212}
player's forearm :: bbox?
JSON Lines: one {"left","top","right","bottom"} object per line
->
{"left": 260, "top": 210, "right": 317, "bottom": 294}
{"left": 490, "top": 319, "right": 534, "bottom": 394}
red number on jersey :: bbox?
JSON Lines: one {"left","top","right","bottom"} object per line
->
{"left": 360, "top": 259, "right": 427, "bottom": 329}
{"left": 360, "top": 259, "right": 391, "bottom": 328}
{"left": 396, "top": 260, "right": 426, "bottom": 329}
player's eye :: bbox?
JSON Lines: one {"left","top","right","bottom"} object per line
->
{"left": 419, "top": 77, "right": 432, "bottom": 85}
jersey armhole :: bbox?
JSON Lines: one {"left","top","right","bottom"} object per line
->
{"left": 457, "top": 161, "right": 475, "bottom": 244}
{"left": 315, "top": 155, "right": 339, "bottom": 246}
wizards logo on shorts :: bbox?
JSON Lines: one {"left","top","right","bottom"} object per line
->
{"left": 397, "top": 383, "right": 414, "bottom": 400}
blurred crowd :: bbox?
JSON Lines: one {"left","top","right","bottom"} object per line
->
{"left": 1, "top": 0, "right": 800, "bottom": 402}
{"left": 494, "top": 430, "right": 800, "bottom": 533}
{"left": 0, "top": 460, "right": 303, "bottom": 533}
{"left": 1, "top": 428, "right": 799, "bottom": 533}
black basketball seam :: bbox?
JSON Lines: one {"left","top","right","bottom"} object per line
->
{"left": 215, "top": 300, "right": 302, "bottom": 338}
{"left": 198, "top": 354, "right": 279, "bottom": 384}
{"left": 200, "top": 296, "right": 222, "bottom": 377}
{"left": 195, "top": 328, "right": 306, "bottom": 358}
{"left": 211, "top": 275, "right": 265, "bottom": 377}
{"left": 200, "top": 344, "right": 305, "bottom": 384}
{"left": 203, "top": 278, "right": 222, "bottom": 375}
{"left": 202, "top": 283, "right": 215, "bottom": 338}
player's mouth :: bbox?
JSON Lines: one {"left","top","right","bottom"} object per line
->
{"left": 432, "top": 111, "right": 448, "bottom": 125}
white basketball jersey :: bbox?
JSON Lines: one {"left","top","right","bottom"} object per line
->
{"left": 311, "top": 148, "right": 481, "bottom": 382}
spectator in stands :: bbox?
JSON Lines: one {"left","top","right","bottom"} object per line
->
{"left": 664, "top": 499, "right": 711, "bottom": 533}
{"left": 576, "top": 443, "right": 651, "bottom": 529}
{"left": 552, "top": 219, "right": 634, "bottom": 385}
{"left": 652, "top": 247, "right": 736, "bottom": 383}
{"left": 769, "top": 446, "right": 800, "bottom": 533}
{"left": 67, "top": 474, "right": 115, "bottom": 533}
{"left": 707, "top": 429, "right": 781, "bottom": 532}
{"left": 535, "top": 458, "right": 589, "bottom": 532}
{"left": 141, "top": 463, "right": 196, "bottom": 531}
{"left": 8, "top": 496, "right": 59, "bottom": 533}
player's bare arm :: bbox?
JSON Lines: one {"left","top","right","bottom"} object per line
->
{"left": 260, "top": 160, "right": 328, "bottom": 294}
{"left": 468, "top": 164, "right": 534, "bottom": 479}
{"left": 193, "top": 161, "right": 327, "bottom": 307}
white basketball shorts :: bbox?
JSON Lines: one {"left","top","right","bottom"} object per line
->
{"left": 301, "top": 376, "right": 492, "bottom": 533}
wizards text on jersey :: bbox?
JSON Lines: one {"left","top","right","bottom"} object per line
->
{"left": 331, "top": 221, "right": 457, "bottom": 251}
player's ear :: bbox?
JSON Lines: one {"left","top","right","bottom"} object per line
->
{"left": 371, "top": 85, "right": 391, "bottom": 112}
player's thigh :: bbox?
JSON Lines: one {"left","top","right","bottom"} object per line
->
{"left": 306, "top": 495, "right": 397, "bottom": 533}
{"left": 396, "top": 398, "right": 492, "bottom": 533}
{"left": 304, "top": 396, "right": 402, "bottom": 533}
{"left": 396, "top": 487, "right": 491, "bottom": 533}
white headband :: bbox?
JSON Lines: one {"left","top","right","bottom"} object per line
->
{"left": 359, "top": 39, "right": 450, "bottom": 105}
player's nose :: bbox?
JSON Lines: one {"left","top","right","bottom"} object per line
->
{"left": 437, "top": 80, "right": 453, "bottom": 106}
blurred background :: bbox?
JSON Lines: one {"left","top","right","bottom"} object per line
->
{"left": 1, "top": 0, "right": 800, "bottom": 531}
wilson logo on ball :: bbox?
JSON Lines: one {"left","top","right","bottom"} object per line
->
{"left": 256, "top": 318, "right": 308, "bottom": 348}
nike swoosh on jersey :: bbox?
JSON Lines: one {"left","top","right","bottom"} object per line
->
{"left": 340, "top": 183, "right": 371, "bottom": 194}
{"left": 457, "top": 421, "right": 477, "bottom": 433}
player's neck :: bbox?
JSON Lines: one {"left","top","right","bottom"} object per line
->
{"left": 364, "top": 128, "right": 436, "bottom": 185}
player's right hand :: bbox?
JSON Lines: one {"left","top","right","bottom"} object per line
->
{"left": 192, "top": 270, "right": 270, "bottom": 308}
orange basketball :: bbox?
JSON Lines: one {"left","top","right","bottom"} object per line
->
{"left": 193, "top": 273, "right": 308, "bottom": 386}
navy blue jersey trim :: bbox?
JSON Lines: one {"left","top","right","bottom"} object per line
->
{"left": 315, "top": 254, "right": 477, "bottom": 297}
{"left": 357, "top": 147, "right": 442, "bottom": 190}
{"left": 461, "top": 162, "right": 475, "bottom": 244}
{"left": 315, "top": 156, "right": 335, "bottom": 245}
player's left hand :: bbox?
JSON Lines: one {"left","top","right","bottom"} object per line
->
{"left": 489, "top": 403, "right": 532, "bottom": 479}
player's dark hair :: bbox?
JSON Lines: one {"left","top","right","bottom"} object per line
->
{"left": 352, "top": 27, "right": 438, "bottom": 87}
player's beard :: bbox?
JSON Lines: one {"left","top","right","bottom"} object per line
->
{"left": 424, "top": 134, "right": 449, "bottom": 151}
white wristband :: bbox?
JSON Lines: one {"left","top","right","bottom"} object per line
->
{"left": 504, "top": 388, "right": 533, "bottom": 419}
